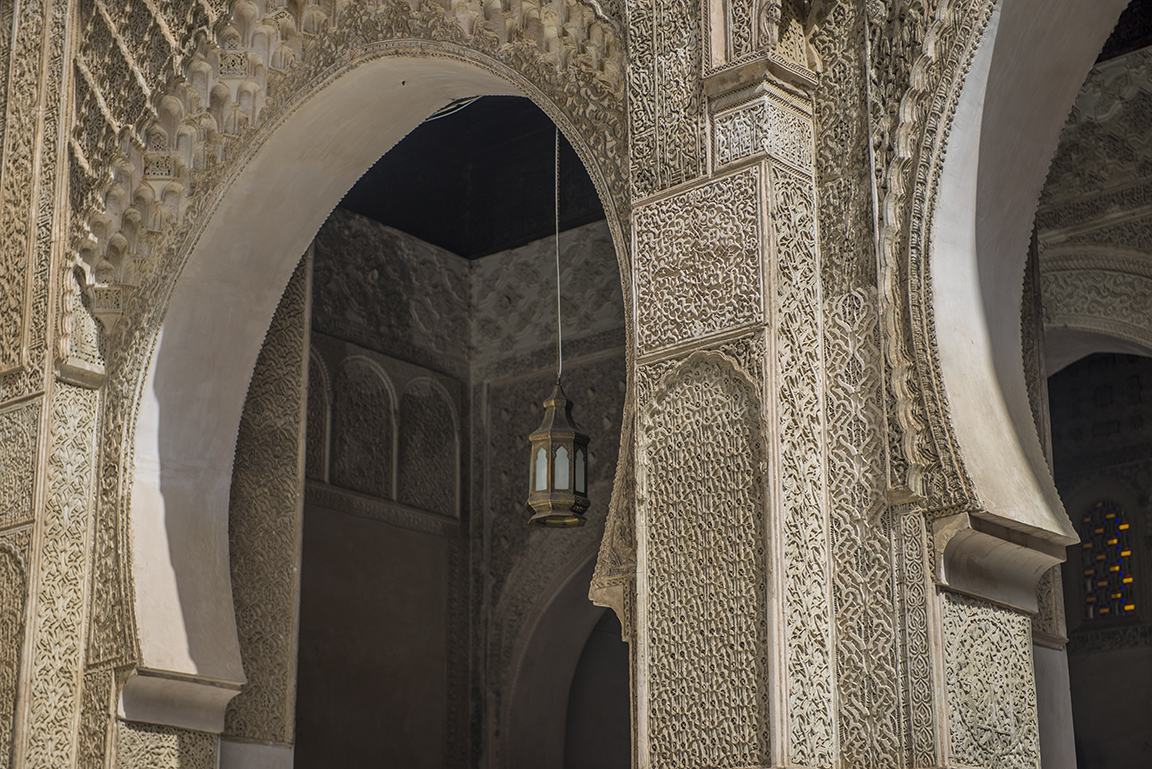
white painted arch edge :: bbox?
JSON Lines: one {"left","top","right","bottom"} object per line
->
{"left": 127, "top": 55, "right": 520, "bottom": 730}
{"left": 928, "top": 0, "right": 1128, "bottom": 543}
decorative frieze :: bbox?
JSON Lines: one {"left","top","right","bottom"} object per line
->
{"left": 713, "top": 94, "right": 813, "bottom": 173}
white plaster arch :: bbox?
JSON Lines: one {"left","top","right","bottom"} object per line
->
{"left": 1040, "top": 245, "right": 1152, "bottom": 374}
{"left": 124, "top": 50, "right": 624, "bottom": 732}
{"left": 924, "top": 0, "right": 1127, "bottom": 541}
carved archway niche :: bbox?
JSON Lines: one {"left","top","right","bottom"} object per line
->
{"left": 1040, "top": 246, "right": 1152, "bottom": 374}
{"left": 68, "top": 0, "right": 631, "bottom": 740}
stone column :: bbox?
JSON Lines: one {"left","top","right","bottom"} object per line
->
{"left": 624, "top": 2, "right": 1060, "bottom": 768}
{"left": 628, "top": 0, "right": 833, "bottom": 764}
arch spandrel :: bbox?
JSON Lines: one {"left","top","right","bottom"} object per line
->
{"left": 67, "top": 0, "right": 632, "bottom": 736}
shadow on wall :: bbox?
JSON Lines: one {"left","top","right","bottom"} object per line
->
{"left": 564, "top": 610, "right": 630, "bottom": 769}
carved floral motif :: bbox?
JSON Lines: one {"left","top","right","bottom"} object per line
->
{"left": 633, "top": 168, "right": 762, "bottom": 353}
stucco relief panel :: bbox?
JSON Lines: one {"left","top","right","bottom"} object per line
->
{"left": 638, "top": 353, "right": 770, "bottom": 769}
{"left": 23, "top": 385, "right": 99, "bottom": 768}
{"left": 825, "top": 289, "right": 903, "bottom": 768}
{"left": 628, "top": 0, "right": 703, "bottom": 196}
{"left": 471, "top": 221, "right": 622, "bottom": 366}
{"left": 330, "top": 357, "right": 396, "bottom": 500}
{"left": 0, "top": 530, "right": 30, "bottom": 768}
{"left": 397, "top": 380, "right": 459, "bottom": 519}
{"left": 770, "top": 161, "right": 834, "bottom": 767}
{"left": 312, "top": 210, "right": 471, "bottom": 374}
{"left": 942, "top": 593, "right": 1040, "bottom": 769}
{"left": 115, "top": 721, "right": 218, "bottom": 769}
{"left": 633, "top": 167, "right": 762, "bottom": 354}
{"left": 0, "top": 400, "right": 40, "bottom": 529}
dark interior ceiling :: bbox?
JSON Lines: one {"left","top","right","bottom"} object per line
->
{"left": 1100, "top": 0, "right": 1152, "bottom": 61}
{"left": 338, "top": 96, "right": 605, "bottom": 259}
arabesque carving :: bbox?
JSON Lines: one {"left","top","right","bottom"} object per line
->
{"left": 1040, "top": 248, "right": 1152, "bottom": 353}
{"left": 330, "top": 357, "right": 396, "bottom": 499}
{"left": 397, "top": 379, "right": 459, "bottom": 518}
{"left": 23, "top": 385, "right": 99, "bottom": 767}
{"left": 0, "top": 536, "right": 29, "bottom": 767}
{"left": 1041, "top": 45, "right": 1152, "bottom": 209}
{"left": 638, "top": 352, "right": 769, "bottom": 769}
{"left": 0, "top": 400, "right": 40, "bottom": 529}
{"left": 633, "top": 167, "right": 762, "bottom": 353}
{"left": 225, "top": 255, "right": 310, "bottom": 744}
{"left": 825, "top": 289, "right": 903, "bottom": 767}
{"left": 305, "top": 351, "right": 330, "bottom": 482}
{"left": 771, "top": 162, "right": 834, "bottom": 766}
{"left": 115, "top": 721, "right": 218, "bottom": 769}
{"left": 942, "top": 592, "right": 1040, "bottom": 769}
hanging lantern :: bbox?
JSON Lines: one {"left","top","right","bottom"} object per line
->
{"left": 526, "top": 127, "right": 591, "bottom": 527}
{"left": 527, "top": 382, "right": 590, "bottom": 527}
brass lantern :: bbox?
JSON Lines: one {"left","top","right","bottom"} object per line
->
{"left": 526, "top": 381, "right": 590, "bottom": 527}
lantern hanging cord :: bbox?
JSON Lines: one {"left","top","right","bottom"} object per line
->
{"left": 555, "top": 126, "right": 563, "bottom": 382}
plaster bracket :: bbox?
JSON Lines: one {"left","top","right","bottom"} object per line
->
{"left": 118, "top": 667, "right": 244, "bottom": 733}
{"left": 933, "top": 512, "right": 1066, "bottom": 614}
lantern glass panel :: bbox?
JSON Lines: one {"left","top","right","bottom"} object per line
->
{"left": 535, "top": 447, "right": 548, "bottom": 491}
{"left": 555, "top": 446, "right": 570, "bottom": 490}
{"left": 575, "top": 449, "right": 586, "bottom": 493}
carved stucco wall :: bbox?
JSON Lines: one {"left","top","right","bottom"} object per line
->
{"left": 299, "top": 209, "right": 625, "bottom": 765}
{"left": 22, "top": 0, "right": 632, "bottom": 760}
{"left": 0, "top": 0, "right": 1097, "bottom": 763}
{"left": 1037, "top": 47, "right": 1152, "bottom": 360}
{"left": 224, "top": 253, "right": 311, "bottom": 747}
{"left": 637, "top": 353, "right": 769, "bottom": 768}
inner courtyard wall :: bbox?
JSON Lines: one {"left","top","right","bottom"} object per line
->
{"left": 278, "top": 208, "right": 627, "bottom": 766}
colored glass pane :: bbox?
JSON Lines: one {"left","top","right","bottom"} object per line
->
{"left": 1081, "top": 500, "right": 1137, "bottom": 620}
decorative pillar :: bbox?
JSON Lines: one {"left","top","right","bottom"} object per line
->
{"left": 628, "top": 0, "right": 832, "bottom": 764}
{"left": 623, "top": 2, "right": 1062, "bottom": 768}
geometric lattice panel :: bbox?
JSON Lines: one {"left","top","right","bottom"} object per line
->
{"left": 1080, "top": 500, "right": 1136, "bottom": 620}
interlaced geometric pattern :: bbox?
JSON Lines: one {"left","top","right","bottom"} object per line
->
{"left": 1080, "top": 500, "right": 1136, "bottom": 619}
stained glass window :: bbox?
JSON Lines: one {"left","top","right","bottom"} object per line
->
{"left": 1080, "top": 500, "right": 1136, "bottom": 619}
